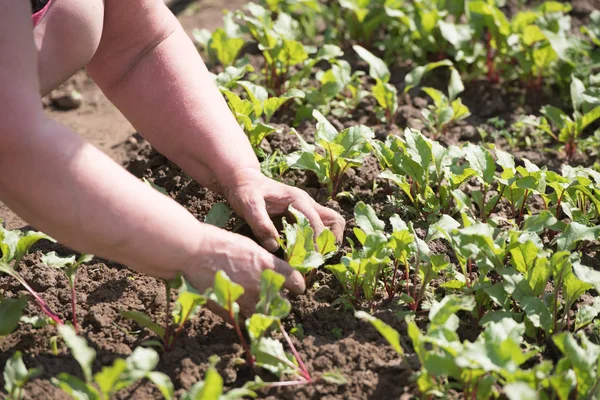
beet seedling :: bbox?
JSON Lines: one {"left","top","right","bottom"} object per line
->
{"left": 286, "top": 110, "right": 374, "bottom": 197}
{"left": 121, "top": 276, "right": 208, "bottom": 352}
{"left": 521, "top": 77, "right": 600, "bottom": 161}
{"left": 0, "top": 296, "right": 27, "bottom": 337}
{"left": 279, "top": 206, "right": 337, "bottom": 276}
{"left": 52, "top": 325, "right": 174, "bottom": 400}
{"left": 0, "top": 223, "right": 63, "bottom": 326}
{"left": 3, "top": 351, "right": 42, "bottom": 400}
{"left": 41, "top": 252, "right": 93, "bottom": 334}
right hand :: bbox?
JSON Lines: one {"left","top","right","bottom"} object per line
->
{"left": 182, "top": 224, "right": 305, "bottom": 317}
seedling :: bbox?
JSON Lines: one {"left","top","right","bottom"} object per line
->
{"left": 42, "top": 252, "right": 93, "bottom": 334}
{"left": 520, "top": 77, "right": 600, "bottom": 160}
{"left": 279, "top": 206, "right": 337, "bottom": 275}
{"left": 353, "top": 45, "right": 399, "bottom": 127}
{"left": 420, "top": 68, "right": 470, "bottom": 139}
{"left": 286, "top": 110, "right": 374, "bottom": 197}
{"left": 0, "top": 296, "right": 27, "bottom": 337}
{"left": 3, "top": 351, "right": 42, "bottom": 400}
{"left": 0, "top": 223, "right": 63, "bottom": 326}
{"left": 121, "top": 276, "right": 207, "bottom": 351}
{"left": 52, "top": 325, "right": 174, "bottom": 400}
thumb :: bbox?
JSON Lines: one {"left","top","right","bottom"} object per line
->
{"left": 242, "top": 195, "right": 280, "bottom": 252}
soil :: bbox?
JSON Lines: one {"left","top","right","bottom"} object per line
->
{"left": 1, "top": 1, "right": 599, "bottom": 399}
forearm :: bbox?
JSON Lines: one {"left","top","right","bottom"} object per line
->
{"left": 89, "top": 12, "right": 259, "bottom": 195}
{"left": 0, "top": 118, "right": 210, "bottom": 279}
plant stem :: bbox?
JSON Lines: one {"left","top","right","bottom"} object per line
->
{"left": 553, "top": 267, "right": 566, "bottom": 333}
{"left": 70, "top": 279, "right": 78, "bottom": 334}
{"left": 263, "top": 380, "right": 312, "bottom": 388}
{"left": 517, "top": 189, "right": 530, "bottom": 226}
{"left": 164, "top": 283, "right": 172, "bottom": 349}
{"left": 228, "top": 294, "right": 254, "bottom": 367}
{"left": 480, "top": 185, "right": 488, "bottom": 221}
{"left": 14, "top": 274, "right": 63, "bottom": 326}
{"left": 388, "top": 260, "right": 400, "bottom": 300}
{"left": 279, "top": 322, "right": 311, "bottom": 381}
{"left": 484, "top": 184, "right": 505, "bottom": 221}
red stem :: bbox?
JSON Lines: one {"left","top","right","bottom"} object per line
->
{"left": 17, "top": 276, "right": 63, "bottom": 326}
{"left": 229, "top": 294, "right": 254, "bottom": 367}
{"left": 70, "top": 278, "right": 78, "bottom": 334}
{"left": 279, "top": 323, "right": 311, "bottom": 381}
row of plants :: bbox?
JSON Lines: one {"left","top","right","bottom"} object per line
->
{"left": 194, "top": 2, "right": 600, "bottom": 166}
{"left": 3, "top": 0, "right": 600, "bottom": 398}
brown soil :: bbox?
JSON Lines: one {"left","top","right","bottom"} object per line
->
{"left": 1, "top": 1, "right": 599, "bottom": 399}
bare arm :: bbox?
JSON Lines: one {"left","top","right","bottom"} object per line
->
{"left": 87, "top": 0, "right": 345, "bottom": 250}
{"left": 0, "top": 1, "right": 303, "bottom": 314}
{"left": 87, "top": 0, "right": 258, "bottom": 195}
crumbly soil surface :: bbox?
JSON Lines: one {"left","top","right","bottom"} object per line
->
{"left": 1, "top": 0, "right": 599, "bottom": 399}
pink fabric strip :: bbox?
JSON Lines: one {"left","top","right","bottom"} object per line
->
{"left": 32, "top": 0, "right": 53, "bottom": 27}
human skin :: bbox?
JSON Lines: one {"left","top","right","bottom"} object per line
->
{"left": 0, "top": 0, "right": 345, "bottom": 316}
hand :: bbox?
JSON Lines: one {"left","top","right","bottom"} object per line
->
{"left": 221, "top": 168, "right": 346, "bottom": 252}
{"left": 183, "top": 225, "right": 305, "bottom": 316}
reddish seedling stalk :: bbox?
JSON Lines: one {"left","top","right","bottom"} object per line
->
{"left": 228, "top": 293, "right": 255, "bottom": 368}
{"left": 70, "top": 277, "right": 78, "bottom": 334}
{"left": 517, "top": 189, "right": 530, "bottom": 227}
{"left": 13, "top": 274, "right": 64, "bottom": 326}
{"left": 385, "top": 260, "right": 401, "bottom": 300}
{"left": 485, "top": 30, "right": 499, "bottom": 83}
{"left": 279, "top": 323, "right": 311, "bottom": 382}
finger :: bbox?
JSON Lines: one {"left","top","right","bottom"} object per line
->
{"left": 242, "top": 194, "right": 280, "bottom": 252}
{"left": 270, "top": 255, "right": 305, "bottom": 296}
{"left": 291, "top": 197, "right": 327, "bottom": 238}
{"left": 315, "top": 203, "right": 346, "bottom": 243}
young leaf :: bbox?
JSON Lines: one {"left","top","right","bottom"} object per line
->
{"left": 204, "top": 203, "right": 232, "bottom": 229}
{"left": 210, "top": 271, "right": 245, "bottom": 315}
{"left": 58, "top": 324, "right": 96, "bottom": 382}
{"left": 0, "top": 297, "right": 27, "bottom": 336}
{"left": 355, "top": 311, "right": 404, "bottom": 356}
{"left": 3, "top": 351, "right": 42, "bottom": 397}
{"left": 120, "top": 310, "right": 166, "bottom": 339}
{"left": 256, "top": 269, "right": 291, "bottom": 320}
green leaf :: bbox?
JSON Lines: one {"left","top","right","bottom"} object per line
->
{"left": 316, "top": 229, "right": 337, "bottom": 257}
{"left": 120, "top": 310, "right": 166, "bottom": 338}
{"left": 147, "top": 372, "right": 174, "bottom": 400}
{"left": 354, "top": 202, "right": 385, "bottom": 235}
{"left": 252, "top": 337, "right": 297, "bottom": 377}
{"left": 448, "top": 68, "right": 464, "bottom": 101}
{"left": 255, "top": 269, "right": 290, "bottom": 319}
{"left": 94, "top": 359, "right": 127, "bottom": 397}
{"left": 571, "top": 76, "right": 586, "bottom": 112}
{"left": 281, "top": 206, "right": 325, "bottom": 274}
{"left": 404, "top": 60, "right": 453, "bottom": 93}
{"left": 58, "top": 325, "right": 96, "bottom": 383}
{"left": 504, "top": 382, "right": 537, "bottom": 400}
{"left": 0, "top": 296, "right": 27, "bottom": 336}
{"left": 353, "top": 45, "right": 390, "bottom": 83}
{"left": 556, "top": 222, "right": 600, "bottom": 251}
{"left": 210, "top": 271, "right": 244, "bottom": 317}
{"left": 553, "top": 332, "right": 597, "bottom": 395}
{"left": 3, "top": 351, "right": 42, "bottom": 395}
{"left": 204, "top": 203, "right": 232, "bottom": 229}
{"left": 182, "top": 366, "right": 224, "bottom": 400}
{"left": 246, "top": 313, "right": 278, "bottom": 342}
{"left": 575, "top": 297, "right": 600, "bottom": 331}
{"left": 429, "top": 295, "right": 475, "bottom": 329}
{"left": 355, "top": 311, "right": 404, "bottom": 355}
{"left": 173, "top": 278, "right": 207, "bottom": 327}
{"left": 15, "top": 231, "right": 54, "bottom": 264}
{"left": 52, "top": 373, "right": 101, "bottom": 400}
{"left": 463, "top": 143, "right": 495, "bottom": 185}
{"left": 209, "top": 28, "right": 245, "bottom": 67}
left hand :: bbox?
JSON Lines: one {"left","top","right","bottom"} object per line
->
{"left": 221, "top": 168, "right": 346, "bottom": 252}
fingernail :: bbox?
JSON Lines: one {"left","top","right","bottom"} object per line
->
{"left": 264, "top": 238, "right": 279, "bottom": 252}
